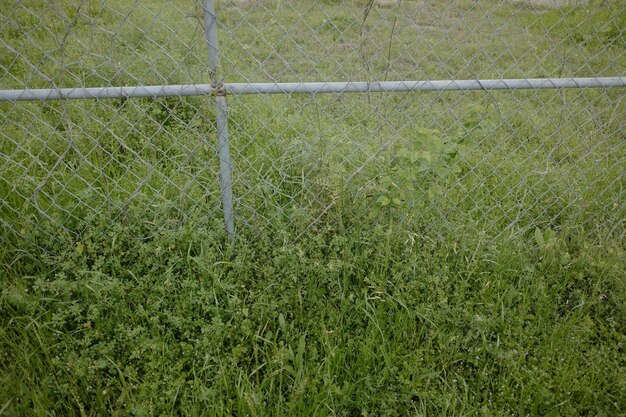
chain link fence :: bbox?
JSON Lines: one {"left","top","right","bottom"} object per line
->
{"left": 1, "top": 0, "right": 624, "bottom": 249}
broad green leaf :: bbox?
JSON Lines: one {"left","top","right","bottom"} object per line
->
{"left": 377, "top": 195, "right": 391, "bottom": 206}
{"left": 420, "top": 151, "right": 433, "bottom": 162}
{"left": 428, "top": 185, "right": 443, "bottom": 199}
{"left": 444, "top": 144, "right": 458, "bottom": 156}
{"left": 534, "top": 227, "right": 544, "bottom": 248}
{"left": 435, "top": 165, "right": 449, "bottom": 178}
{"left": 279, "top": 313, "right": 287, "bottom": 335}
{"left": 298, "top": 335, "right": 306, "bottom": 358}
{"left": 415, "top": 127, "right": 432, "bottom": 139}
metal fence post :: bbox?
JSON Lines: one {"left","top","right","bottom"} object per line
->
{"left": 203, "top": 0, "right": 235, "bottom": 242}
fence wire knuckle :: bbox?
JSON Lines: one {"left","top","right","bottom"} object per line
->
{"left": 0, "top": 0, "right": 624, "bottom": 248}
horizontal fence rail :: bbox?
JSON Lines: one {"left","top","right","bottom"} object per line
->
{"left": 2, "top": 77, "right": 626, "bottom": 101}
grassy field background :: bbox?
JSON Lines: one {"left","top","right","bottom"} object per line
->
{"left": 1, "top": 0, "right": 625, "bottom": 415}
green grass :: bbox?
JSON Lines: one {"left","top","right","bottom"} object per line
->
{"left": 1, "top": 218, "right": 625, "bottom": 416}
{"left": 1, "top": 0, "right": 625, "bottom": 415}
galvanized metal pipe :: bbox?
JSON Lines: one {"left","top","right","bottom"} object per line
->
{"left": 203, "top": 0, "right": 235, "bottom": 242}
{"left": 215, "top": 94, "right": 234, "bottom": 239}
{"left": 203, "top": 0, "right": 219, "bottom": 85}
{"left": 1, "top": 77, "right": 624, "bottom": 101}
{"left": 224, "top": 77, "right": 626, "bottom": 94}
{"left": 0, "top": 85, "right": 212, "bottom": 101}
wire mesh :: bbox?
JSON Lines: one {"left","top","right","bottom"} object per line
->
{"left": 1, "top": 0, "right": 624, "bottom": 249}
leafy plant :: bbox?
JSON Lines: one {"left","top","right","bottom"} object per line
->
{"left": 534, "top": 226, "right": 571, "bottom": 267}
{"left": 373, "top": 124, "right": 473, "bottom": 223}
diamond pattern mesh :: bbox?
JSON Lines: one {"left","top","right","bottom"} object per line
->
{"left": 1, "top": 0, "right": 624, "bottom": 248}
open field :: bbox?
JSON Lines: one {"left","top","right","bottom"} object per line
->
{"left": 1, "top": 0, "right": 625, "bottom": 415}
